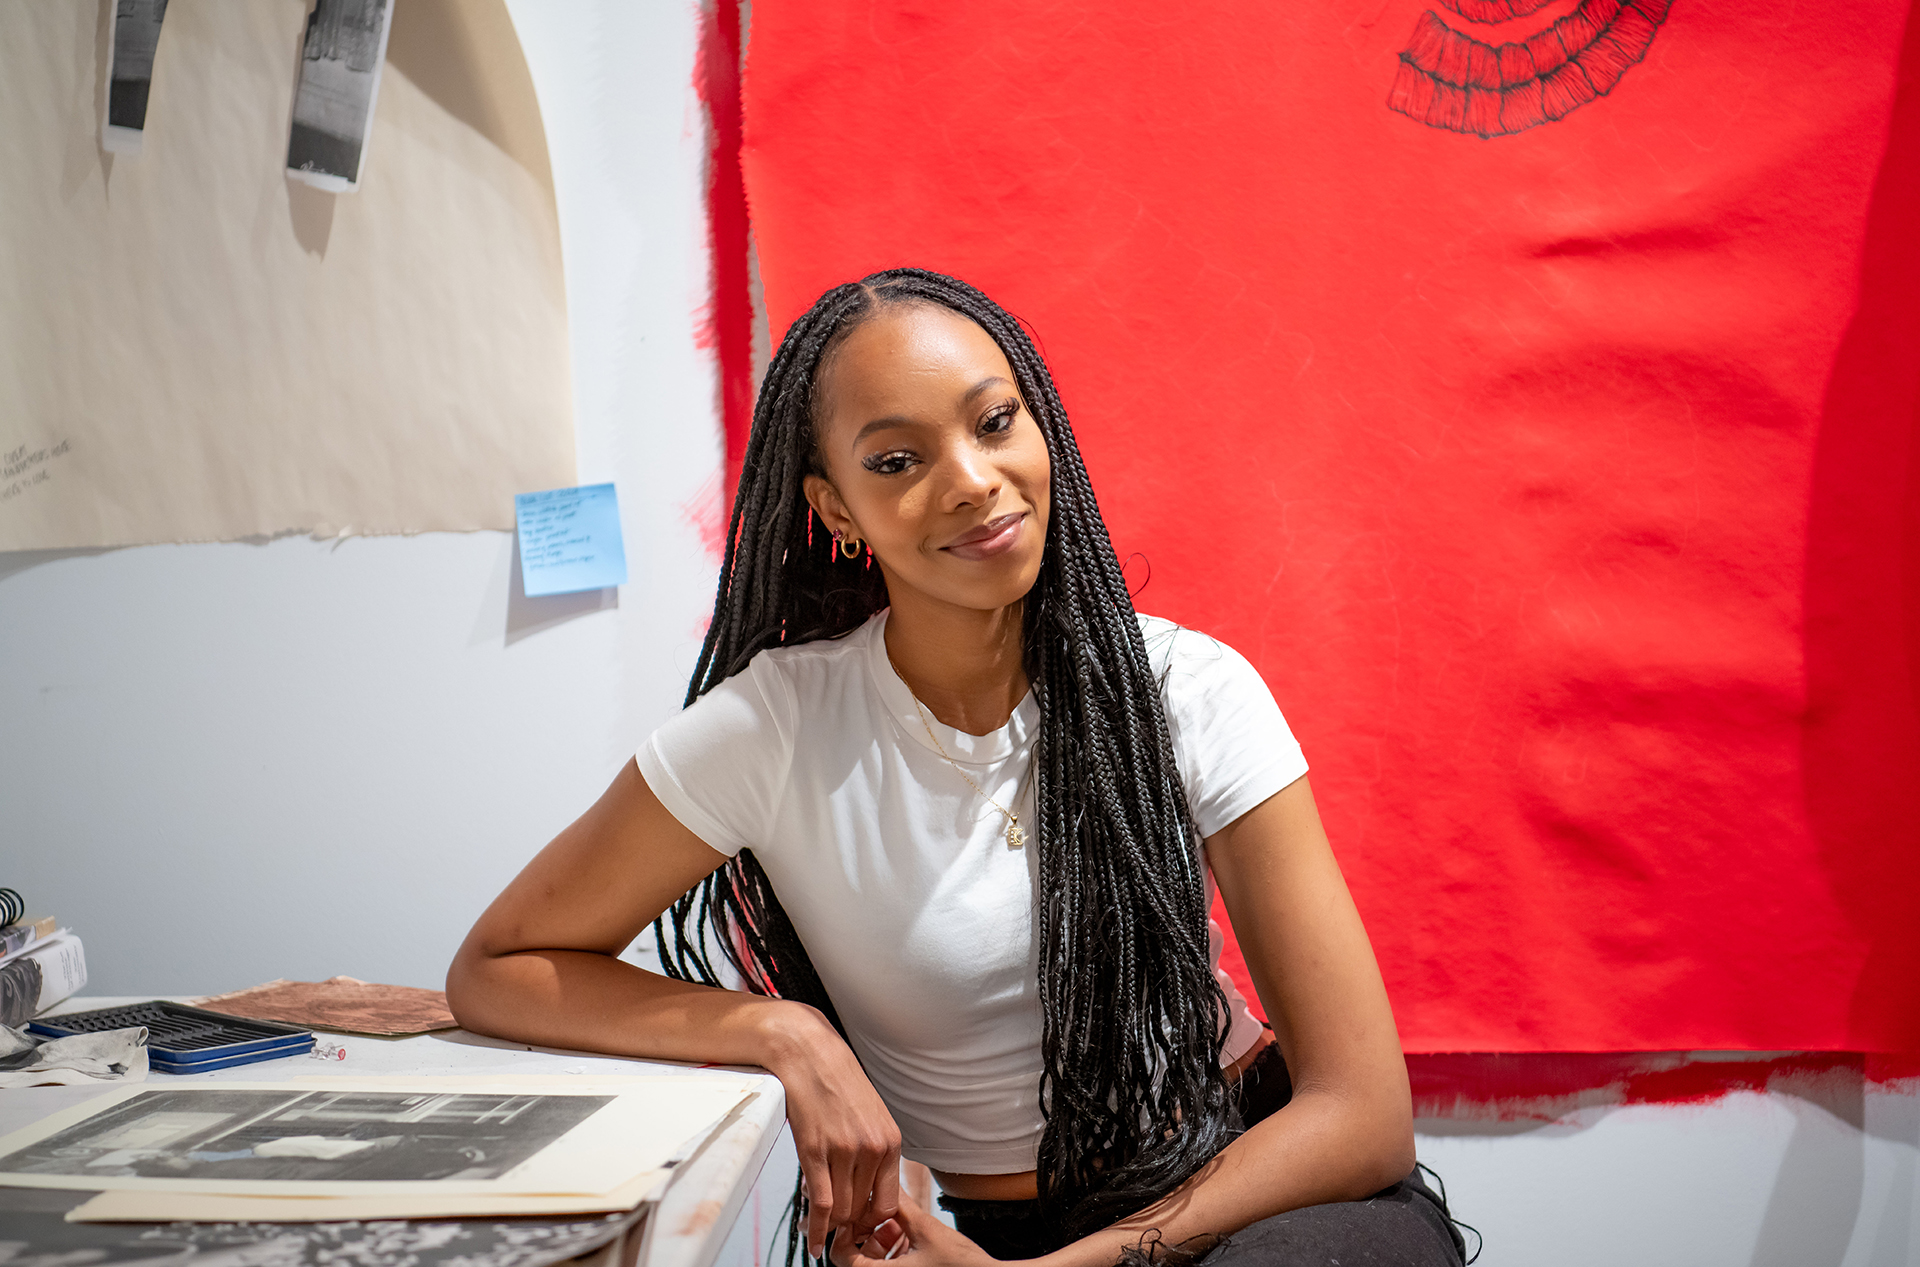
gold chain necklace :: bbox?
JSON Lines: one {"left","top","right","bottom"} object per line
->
{"left": 909, "top": 695, "right": 1028, "bottom": 850}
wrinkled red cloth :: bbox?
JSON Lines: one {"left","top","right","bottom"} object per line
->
{"left": 739, "top": 0, "right": 1920, "bottom": 1050}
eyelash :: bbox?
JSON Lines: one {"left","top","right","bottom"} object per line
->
{"left": 862, "top": 451, "right": 916, "bottom": 476}
{"left": 860, "top": 403, "right": 1020, "bottom": 475}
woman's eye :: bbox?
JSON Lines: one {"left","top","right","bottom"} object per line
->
{"left": 981, "top": 404, "right": 1019, "bottom": 435}
{"left": 861, "top": 451, "right": 916, "bottom": 476}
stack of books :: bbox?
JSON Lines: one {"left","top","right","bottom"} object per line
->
{"left": 0, "top": 903, "right": 88, "bottom": 1029}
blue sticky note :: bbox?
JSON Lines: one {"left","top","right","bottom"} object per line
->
{"left": 515, "top": 483, "right": 629, "bottom": 597}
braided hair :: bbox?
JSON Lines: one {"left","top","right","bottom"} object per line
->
{"left": 654, "top": 268, "right": 1234, "bottom": 1251}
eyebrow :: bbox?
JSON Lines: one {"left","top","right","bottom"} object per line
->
{"left": 849, "top": 376, "right": 1016, "bottom": 447}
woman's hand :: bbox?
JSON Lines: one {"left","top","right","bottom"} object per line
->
{"left": 836, "top": 1192, "right": 999, "bottom": 1267}
{"left": 763, "top": 1003, "right": 906, "bottom": 1258}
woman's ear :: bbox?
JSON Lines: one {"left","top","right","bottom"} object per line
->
{"left": 803, "top": 473, "right": 857, "bottom": 540}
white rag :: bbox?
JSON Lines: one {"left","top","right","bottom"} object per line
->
{"left": 0, "top": 1022, "right": 149, "bottom": 1087}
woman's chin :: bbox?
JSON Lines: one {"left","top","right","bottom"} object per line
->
{"left": 899, "top": 556, "right": 1043, "bottom": 615}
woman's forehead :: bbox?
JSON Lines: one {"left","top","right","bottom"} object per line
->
{"left": 820, "top": 303, "right": 1013, "bottom": 412}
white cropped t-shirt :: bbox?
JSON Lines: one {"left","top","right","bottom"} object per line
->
{"left": 637, "top": 611, "right": 1308, "bottom": 1173}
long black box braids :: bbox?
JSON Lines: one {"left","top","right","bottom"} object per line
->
{"left": 653, "top": 268, "right": 1235, "bottom": 1254}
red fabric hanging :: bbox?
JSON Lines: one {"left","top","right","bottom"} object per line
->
{"left": 738, "top": 0, "right": 1920, "bottom": 1051}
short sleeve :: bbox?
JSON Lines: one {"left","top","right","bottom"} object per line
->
{"left": 636, "top": 657, "right": 795, "bottom": 857}
{"left": 1146, "top": 621, "right": 1309, "bottom": 839}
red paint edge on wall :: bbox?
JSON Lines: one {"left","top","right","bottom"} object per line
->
{"left": 1407, "top": 1051, "right": 1920, "bottom": 1121}
{"left": 694, "top": 0, "right": 754, "bottom": 512}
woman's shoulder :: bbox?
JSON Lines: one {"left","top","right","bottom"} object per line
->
{"left": 1134, "top": 611, "right": 1284, "bottom": 719}
{"left": 741, "top": 613, "right": 882, "bottom": 686}
{"left": 1134, "top": 612, "right": 1256, "bottom": 683}
{"left": 1133, "top": 612, "right": 1306, "bottom": 836}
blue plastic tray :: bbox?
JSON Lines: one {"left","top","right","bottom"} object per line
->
{"left": 29, "top": 1000, "right": 315, "bottom": 1073}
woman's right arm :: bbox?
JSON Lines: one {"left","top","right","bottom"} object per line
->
{"left": 447, "top": 758, "right": 903, "bottom": 1256}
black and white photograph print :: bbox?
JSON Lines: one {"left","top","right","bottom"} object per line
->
{"left": 102, "top": 0, "right": 169, "bottom": 153}
{"left": 286, "top": 0, "right": 395, "bottom": 192}
{"left": 0, "top": 1089, "right": 612, "bottom": 1183}
{"left": 0, "top": 1185, "right": 638, "bottom": 1267}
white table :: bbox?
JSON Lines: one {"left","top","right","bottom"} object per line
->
{"left": 1, "top": 998, "right": 789, "bottom": 1267}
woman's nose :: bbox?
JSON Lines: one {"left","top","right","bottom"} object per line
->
{"left": 937, "top": 443, "right": 997, "bottom": 510}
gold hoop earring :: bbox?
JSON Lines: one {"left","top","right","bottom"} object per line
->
{"left": 840, "top": 535, "right": 862, "bottom": 560}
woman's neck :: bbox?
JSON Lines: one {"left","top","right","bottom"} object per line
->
{"left": 882, "top": 591, "right": 1027, "bottom": 736}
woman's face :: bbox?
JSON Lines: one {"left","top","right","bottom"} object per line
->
{"left": 804, "top": 302, "right": 1052, "bottom": 617}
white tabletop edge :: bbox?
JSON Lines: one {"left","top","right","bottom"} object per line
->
{"left": 640, "top": 1081, "right": 789, "bottom": 1267}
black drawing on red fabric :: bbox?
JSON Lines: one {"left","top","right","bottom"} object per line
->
{"left": 1388, "top": 0, "right": 1672, "bottom": 137}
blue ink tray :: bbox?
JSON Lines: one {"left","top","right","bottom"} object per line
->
{"left": 30, "top": 1001, "right": 315, "bottom": 1073}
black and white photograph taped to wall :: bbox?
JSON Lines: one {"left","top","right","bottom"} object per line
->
{"left": 102, "top": 0, "right": 168, "bottom": 153}
{"left": 0, "top": 1089, "right": 611, "bottom": 1184}
{"left": 287, "top": 0, "right": 395, "bottom": 192}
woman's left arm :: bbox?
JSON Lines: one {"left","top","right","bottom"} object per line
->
{"left": 851, "top": 774, "right": 1413, "bottom": 1267}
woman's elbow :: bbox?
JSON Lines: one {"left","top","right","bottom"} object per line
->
{"left": 1301, "top": 1082, "right": 1415, "bottom": 1199}
{"left": 1355, "top": 1092, "right": 1417, "bottom": 1195}
{"left": 1369, "top": 1121, "right": 1418, "bottom": 1195}
{"left": 445, "top": 938, "right": 506, "bottom": 1036}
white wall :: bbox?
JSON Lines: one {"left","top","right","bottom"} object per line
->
{"left": 1416, "top": 1083, "right": 1920, "bottom": 1266}
{"left": 0, "top": 0, "right": 723, "bottom": 997}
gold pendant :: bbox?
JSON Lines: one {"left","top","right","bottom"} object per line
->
{"left": 1006, "top": 821, "right": 1027, "bottom": 850}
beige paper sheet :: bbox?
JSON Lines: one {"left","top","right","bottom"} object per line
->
{"left": 0, "top": 1076, "right": 757, "bottom": 1198}
{"left": 0, "top": 0, "right": 573, "bottom": 549}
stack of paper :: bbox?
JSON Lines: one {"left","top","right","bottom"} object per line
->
{"left": 0, "top": 1074, "right": 758, "bottom": 1223}
{"left": 0, "top": 924, "right": 87, "bottom": 1028}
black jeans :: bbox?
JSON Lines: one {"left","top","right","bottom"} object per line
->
{"left": 939, "top": 1044, "right": 1468, "bottom": 1265}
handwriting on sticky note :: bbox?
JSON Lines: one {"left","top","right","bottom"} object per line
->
{"left": 515, "top": 483, "right": 629, "bottom": 597}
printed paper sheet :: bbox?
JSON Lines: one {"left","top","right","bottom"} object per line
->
{"left": 0, "top": 1076, "right": 754, "bottom": 1201}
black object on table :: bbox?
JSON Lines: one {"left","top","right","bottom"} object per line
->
{"left": 28, "top": 1001, "right": 314, "bottom": 1072}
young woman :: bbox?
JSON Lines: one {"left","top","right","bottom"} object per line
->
{"left": 448, "top": 270, "right": 1465, "bottom": 1267}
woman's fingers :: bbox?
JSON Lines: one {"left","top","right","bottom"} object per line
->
{"left": 803, "top": 1155, "right": 835, "bottom": 1259}
{"left": 867, "top": 1218, "right": 910, "bottom": 1261}
{"left": 848, "top": 1245, "right": 906, "bottom": 1267}
{"left": 846, "top": 1209, "right": 933, "bottom": 1267}
{"left": 854, "top": 1145, "right": 903, "bottom": 1236}
{"left": 844, "top": 1134, "right": 902, "bottom": 1239}
{"left": 849, "top": 1202, "right": 989, "bottom": 1267}
{"left": 803, "top": 1141, "right": 899, "bottom": 1255}
{"left": 825, "top": 1194, "right": 900, "bottom": 1267}
{"left": 825, "top": 1223, "right": 859, "bottom": 1267}
{"left": 832, "top": 1151, "right": 862, "bottom": 1238}
{"left": 809, "top": 1137, "right": 908, "bottom": 1259}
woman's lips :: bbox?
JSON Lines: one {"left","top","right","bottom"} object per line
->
{"left": 942, "top": 512, "right": 1026, "bottom": 561}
